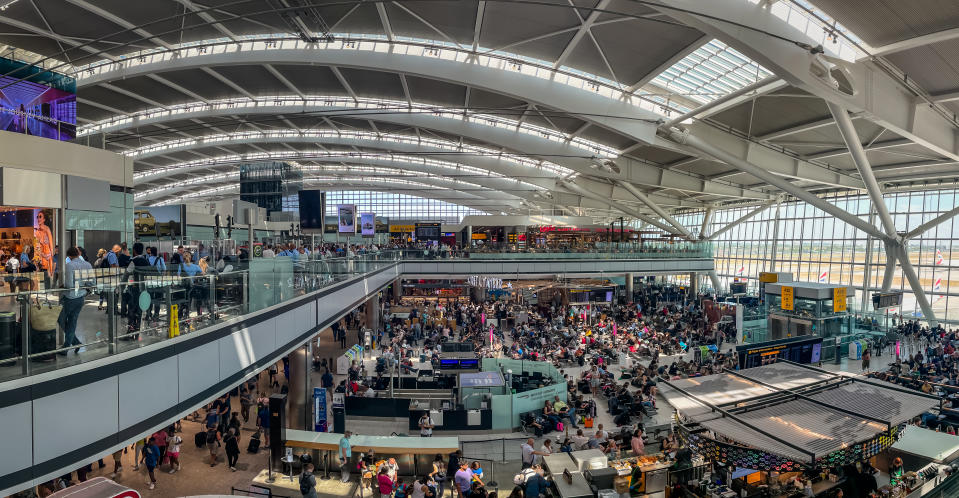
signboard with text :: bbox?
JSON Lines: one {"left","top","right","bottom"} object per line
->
{"left": 781, "top": 286, "right": 794, "bottom": 311}
{"left": 833, "top": 287, "right": 847, "bottom": 312}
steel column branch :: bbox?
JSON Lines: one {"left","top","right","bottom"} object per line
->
{"left": 663, "top": 76, "right": 780, "bottom": 129}
{"left": 617, "top": 180, "right": 694, "bottom": 239}
{"left": 905, "top": 204, "right": 959, "bottom": 239}
{"left": 894, "top": 244, "right": 938, "bottom": 326}
{"left": 880, "top": 240, "right": 897, "bottom": 293}
{"left": 559, "top": 180, "right": 681, "bottom": 235}
{"left": 827, "top": 103, "right": 897, "bottom": 237}
{"left": 707, "top": 202, "right": 771, "bottom": 241}
{"left": 665, "top": 128, "right": 889, "bottom": 241}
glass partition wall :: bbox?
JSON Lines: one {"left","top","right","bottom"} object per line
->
{"left": 677, "top": 188, "right": 959, "bottom": 323}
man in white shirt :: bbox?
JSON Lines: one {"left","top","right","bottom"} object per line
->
{"left": 419, "top": 411, "right": 434, "bottom": 437}
{"left": 521, "top": 438, "right": 547, "bottom": 469}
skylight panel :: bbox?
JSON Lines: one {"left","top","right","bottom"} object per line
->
{"left": 649, "top": 39, "right": 773, "bottom": 104}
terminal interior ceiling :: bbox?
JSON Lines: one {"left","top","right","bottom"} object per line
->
{"left": 1, "top": 1, "right": 959, "bottom": 315}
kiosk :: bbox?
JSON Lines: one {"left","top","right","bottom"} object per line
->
{"left": 336, "top": 344, "right": 363, "bottom": 375}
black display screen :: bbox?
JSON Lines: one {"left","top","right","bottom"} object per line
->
{"left": 298, "top": 190, "right": 325, "bottom": 229}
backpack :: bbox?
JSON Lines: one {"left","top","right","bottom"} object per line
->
{"left": 299, "top": 473, "right": 313, "bottom": 494}
{"left": 206, "top": 428, "right": 218, "bottom": 445}
{"left": 394, "top": 483, "right": 409, "bottom": 498}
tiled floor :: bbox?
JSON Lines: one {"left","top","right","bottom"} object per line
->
{"left": 47, "top": 318, "right": 908, "bottom": 498}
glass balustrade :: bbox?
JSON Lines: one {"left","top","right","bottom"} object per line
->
{"left": 0, "top": 244, "right": 712, "bottom": 382}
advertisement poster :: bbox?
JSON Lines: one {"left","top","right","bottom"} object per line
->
{"left": 337, "top": 204, "right": 356, "bottom": 233}
{"left": 0, "top": 56, "right": 76, "bottom": 141}
{"left": 313, "top": 387, "right": 328, "bottom": 432}
{"left": 133, "top": 205, "right": 183, "bottom": 238}
{"left": 360, "top": 212, "right": 375, "bottom": 237}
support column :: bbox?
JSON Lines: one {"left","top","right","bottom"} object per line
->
{"left": 895, "top": 244, "right": 938, "bottom": 326}
{"left": 708, "top": 271, "right": 721, "bottom": 294}
{"left": 392, "top": 278, "right": 402, "bottom": 304}
{"left": 625, "top": 273, "right": 634, "bottom": 301}
{"left": 288, "top": 343, "right": 313, "bottom": 431}
{"left": 861, "top": 210, "right": 878, "bottom": 312}
{"left": 366, "top": 293, "right": 380, "bottom": 333}
{"left": 689, "top": 272, "right": 698, "bottom": 296}
{"left": 881, "top": 241, "right": 897, "bottom": 292}
{"left": 767, "top": 200, "right": 782, "bottom": 272}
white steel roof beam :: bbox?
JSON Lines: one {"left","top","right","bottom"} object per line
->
{"left": 871, "top": 27, "right": 959, "bottom": 56}
{"left": 74, "top": 40, "right": 863, "bottom": 190}
{"left": 78, "top": 101, "right": 770, "bottom": 200}
{"left": 645, "top": 0, "right": 959, "bottom": 163}
{"left": 264, "top": 64, "right": 305, "bottom": 99}
{"left": 174, "top": 0, "right": 237, "bottom": 41}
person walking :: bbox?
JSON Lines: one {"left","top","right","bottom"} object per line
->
{"left": 206, "top": 424, "right": 221, "bottom": 467}
{"left": 339, "top": 431, "right": 353, "bottom": 483}
{"left": 224, "top": 427, "right": 241, "bottom": 471}
{"left": 57, "top": 247, "right": 92, "bottom": 355}
{"left": 141, "top": 437, "right": 160, "bottom": 490}
{"left": 167, "top": 431, "right": 182, "bottom": 473}
{"left": 300, "top": 463, "right": 317, "bottom": 498}
{"left": 240, "top": 387, "right": 254, "bottom": 424}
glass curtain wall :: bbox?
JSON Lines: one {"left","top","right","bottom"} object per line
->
{"left": 677, "top": 189, "right": 959, "bottom": 322}
{"left": 282, "top": 190, "right": 486, "bottom": 223}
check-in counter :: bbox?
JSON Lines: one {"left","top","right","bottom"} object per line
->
{"left": 407, "top": 408, "right": 492, "bottom": 431}
{"left": 344, "top": 396, "right": 411, "bottom": 417}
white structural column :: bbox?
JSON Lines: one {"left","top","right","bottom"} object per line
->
{"left": 767, "top": 199, "right": 782, "bottom": 272}
{"left": 894, "top": 244, "right": 938, "bottom": 326}
{"left": 880, "top": 241, "right": 897, "bottom": 292}
{"left": 827, "top": 104, "right": 897, "bottom": 236}
{"left": 861, "top": 210, "right": 877, "bottom": 312}
{"left": 829, "top": 102, "right": 937, "bottom": 325}
{"left": 663, "top": 128, "right": 887, "bottom": 240}
{"left": 708, "top": 271, "right": 722, "bottom": 293}
{"left": 625, "top": 273, "right": 634, "bottom": 299}
{"left": 617, "top": 180, "right": 693, "bottom": 239}
{"left": 699, "top": 207, "right": 713, "bottom": 239}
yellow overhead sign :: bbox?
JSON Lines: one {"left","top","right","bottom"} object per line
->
{"left": 471, "top": 233, "right": 487, "bottom": 240}
{"left": 389, "top": 224, "right": 415, "bottom": 233}
{"left": 781, "top": 286, "right": 794, "bottom": 311}
{"left": 759, "top": 272, "right": 778, "bottom": 283}
{"left": 833, "top": 287, "right": 847, "bottom": 312}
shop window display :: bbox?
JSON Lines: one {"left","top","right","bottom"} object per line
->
{"left": 0, "top": 207, "right": 57, "bottom": 291}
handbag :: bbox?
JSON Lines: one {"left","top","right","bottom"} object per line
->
{"left": 30, "top": 301, "right": 61, "bottom": 331}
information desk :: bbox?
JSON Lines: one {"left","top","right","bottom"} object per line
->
{"left": 284, "top": 429, "right": 458, "bottom": 455}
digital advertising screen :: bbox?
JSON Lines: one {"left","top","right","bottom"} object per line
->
{"left": 297, "top": 190, "right": 326, "bottom": 230}
{"left": 133, "top": 205, "right": 183, "bottom": 238}
{"left": 360, "top": 212, "right": 375, "bottom": 237}
{"left": 0, "top": 56, "right": 76, "bottom": 141}
{"left": 337, "top": 204, "right": 356, "bottom": 233}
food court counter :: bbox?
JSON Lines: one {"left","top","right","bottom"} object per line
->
{"left": 284, "top": 429, "right": 459, "bottom": 454}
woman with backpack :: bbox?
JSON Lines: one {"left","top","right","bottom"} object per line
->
{"left": 224, "top": 427, "right": 241, "bottom": 471}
